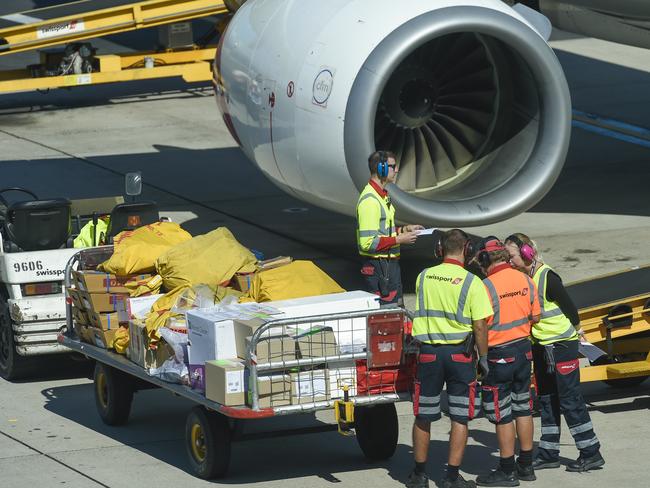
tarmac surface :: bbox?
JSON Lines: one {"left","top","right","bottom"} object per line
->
{"left": 2, "top": 3, "right": 650, "bottom": 487}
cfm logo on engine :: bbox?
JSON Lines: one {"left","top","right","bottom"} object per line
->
{"left": 312, "top": 68, "right": 335, "bottom": 108}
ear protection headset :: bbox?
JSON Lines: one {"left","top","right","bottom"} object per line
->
{"left": 376, "top": 151, "right": 389, "bottom": 178}
{"left": 476, "top": 236, "right": 506, "bottom": 269}
{"left": 505, "top": 234, "right": 536, "bottom": 263}
{"left": 434, "top": 229, "right": 470, "bottom": 260}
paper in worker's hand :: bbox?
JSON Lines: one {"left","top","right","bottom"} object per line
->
{"left": 578, "top": 340, "right": 607, "bottom": 362}
{"left": 416, "top": 228, "right": 437, "bottom": 236}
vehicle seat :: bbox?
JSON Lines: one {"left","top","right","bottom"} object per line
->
{"left": 105, "top": 201, "right": 159, "bottom": 243}
{"left": 3, "top": 199, "right": 71, "bottom": 252}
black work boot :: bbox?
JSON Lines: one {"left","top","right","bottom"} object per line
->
{"left": 515, "top": 462, "right": 536, "bottom": 482}
{"left": 531, "top": 457, "right": 560, "bottom": 470}
{"left": 476, "top": 468, "right": 519, "bottom": 487}
{"left": 441, "top": 474, "right": 476, "bottom": 488}
{"left": 405, "top": 470, "right": 429, "bottom": 488}
{"left": 566, "top": 452, "right": 605, "bottom": 472}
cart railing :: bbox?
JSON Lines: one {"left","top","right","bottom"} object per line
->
{"left": 64, "top": 247, "right": 412, "bottom": 415}
{"left": 246, "top": 308, "right": 407, "bottom": 412}
{"left": 63, "top": 246, "right": 114, "bottom": 336}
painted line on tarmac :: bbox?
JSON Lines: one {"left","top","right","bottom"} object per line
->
{"left": 572, "top": 109, "right": 650, "bottom": 149}
{"left": 0, "top": 429, "right": 110, "bottom": 487}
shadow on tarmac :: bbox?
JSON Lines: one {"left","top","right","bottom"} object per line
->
{"left": 38, "top": 375, "right": 639, "bottom": 483}
{"left": 39, "top": 381, "right": 440, "bottom": 483}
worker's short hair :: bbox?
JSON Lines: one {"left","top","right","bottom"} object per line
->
{"left": 368, "top": 150, "right": 397, "bottom": 175}
{"left": 443, "top": 228, "right": 468, "bottom": 255}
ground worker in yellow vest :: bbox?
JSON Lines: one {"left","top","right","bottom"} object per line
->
{"left": 407, "top": 229, "right": 492, "bottom": 488}
{"left": 470, "top": 237, "right": 540, "bottom": 487}
{"left": 356, "top": 150, "right": 423, "bottom": 305}
{"left": 505, "top": 233, "right": 605, "bottom": 473}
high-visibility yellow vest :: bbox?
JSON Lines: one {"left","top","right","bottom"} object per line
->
{"left": 73, "top": 217, "right": 109, "bottom": 248}
{"left": 356, "top": 183, "right": 399, "bottom": 259}
{"left": 413, "top": 261, "right": 493, "bottom": 344}
{"left": 531, "top": 264, "right": 578, "bottom": 345}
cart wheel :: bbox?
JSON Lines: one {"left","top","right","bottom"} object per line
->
{"left": 93, "top": 362, "right": 133, "bottom": 426}
{"left": 0, "top": 295, "right": 33, "bottom": 381}
{"left": 185, "top": 406, "right": 231, "bottom": 479}
{"left": 355, "top": 403, "right": 398, "bottom": 461}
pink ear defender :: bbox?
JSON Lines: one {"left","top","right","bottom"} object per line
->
{"left": 506, "top": 234, "right": 536, "bottom": 262}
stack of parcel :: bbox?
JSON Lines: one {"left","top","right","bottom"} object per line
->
{"left": 67, "top": 221, "right": 415, "bottom": 410}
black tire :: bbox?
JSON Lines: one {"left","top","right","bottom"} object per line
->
{"left": 185, "top": 406, "right": 231, "bottom": 479}
{"left": 0, "top": 295, "right": 33, "bottom": 381}
{"left": 355, "top": 403, "right": 399, "bottom": 461}
{"left": 93, "top": 362, "right": 133, "bottom": 426}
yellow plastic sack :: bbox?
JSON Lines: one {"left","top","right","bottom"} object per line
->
{"left": 145, "top": 285, "right": 190, "bottom": 342}
{"left": 130, "top": 274, "right": 163, "bottom": 297}
{"left": 244, "top": 260, "right": 345, "bottom": 302}
{"left": 99, "top": 222, "right": 192, "bottom": 275}
{"left": 113, "top": 326, "right": 130, "bottom": 354}
{"left": 156, "top": 227, "right": 257, "bottom": 290}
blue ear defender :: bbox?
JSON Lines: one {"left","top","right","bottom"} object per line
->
{"left": 377, "top": 151, "right": 389, "bottom": 178}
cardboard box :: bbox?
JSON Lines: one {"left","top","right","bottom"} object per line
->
{"left": 80, "top": 291, "right": 129, "bottom": 319}
{"left": 72, "top": 270, "right": 152, "bottom": 294}
{"left": 126, "top": 294, "right": 164, "bottom": 320}
{"left": 67, "top": 287, "right": 84, "bottom": 310}
{"left": 329, "top": 365, "right": 357, "bottom": 399}
{"left": 233, "top": 317, "right": 267, "bottom": 359}
{"left": 290, "top": 369, "right": 330, "bottom": 405}
{"left": 75, "top": 323, "right": 89, "bottom": 342}
{"left": 87, "top": 311, "right": 120, "bottom": 330}
{"left": 267, "top": 291, "right": 379, "bottom": 354}
{"left": 187, "top": 308, "right": 238, "bottom": 360}
{"left": 257, "top": 256, "right": 292, "bottom": 270}
{"left": 246, "top": 334, "right": 295, "bottom": 364}
{"left": 233, "top": 272, "right": 256, "bottom": 293}
{"left": 187, "top": 308, "right": 239, "bottom": 390}
{"left": 88, "top": 327, "right": 118, "bottom": 349}
{"left": 245, "top": 373, "right": 291, "bottom": 408}
{"left": 205, "top": 359, "right": 246, "bottom": 406}
{"left": 72, "top": 306, "right": 89, "bottom": 326}
{"left": 128, "top": 319, "right": 173, "bottom": 369}
{"left": 294, "top": 326, "right": 338, "bottom": 359}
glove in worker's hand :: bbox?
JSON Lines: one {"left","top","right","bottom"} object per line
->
{"left": 478, "top": 355, "right": 490, "bottom": 379}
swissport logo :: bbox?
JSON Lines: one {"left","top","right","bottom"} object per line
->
{"left": 37, "top": 19, "right": 85, "bottom": 40}
{"left": 556, "top": 359, "right": 579, "bottom": 375}
{"left": 499, "top": 288, "right": 529, "bottom": 299}
{"left": 427, "top": 275, "right": 463, "bottom": 285}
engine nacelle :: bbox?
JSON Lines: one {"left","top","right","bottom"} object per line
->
{"left": 214, "top": 0, "right": 571, "bottom": 226}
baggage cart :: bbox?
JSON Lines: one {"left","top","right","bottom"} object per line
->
{"left": 58, "top": 248, "right": 414, "bottom": 479}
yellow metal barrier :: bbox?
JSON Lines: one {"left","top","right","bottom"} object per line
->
{"left": 578, "top": 293, "right": 650, "bottom": 384}
{"left": 0, "top": 0, "right": 227, "bottom": 55}
{"left": 0, "top": 47, "right": 216, "bottom": 92}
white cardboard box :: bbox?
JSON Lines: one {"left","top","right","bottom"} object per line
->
{"left": 126, "top": 294, "right": 164, "bottom": 320}
{"left": 187, "top": 308, "right": 239, "bottom": 390}
{"left": 290, "top": 369, "right": 330, "bottom": 405}
{"left": 329, "top": 364, "right": 358, "bottom": 399}
{"left": 268, "top": 291, "right": 379, "bottom": 354}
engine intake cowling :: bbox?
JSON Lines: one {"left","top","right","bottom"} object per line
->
{"left": 215, "top": 0, "right": 571, "bottom": 226}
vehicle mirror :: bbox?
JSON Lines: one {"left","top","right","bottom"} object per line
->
{"left": 125, "top": 172, "right": 142, "bottom": 196}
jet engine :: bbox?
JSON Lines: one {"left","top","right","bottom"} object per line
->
{"left": 214, "top": 0, "right": 571, "bottom": 226}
